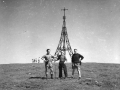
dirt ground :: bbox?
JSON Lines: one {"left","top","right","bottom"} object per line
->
{"left": 0, "top": 63, "right": 120, "bottom": 90}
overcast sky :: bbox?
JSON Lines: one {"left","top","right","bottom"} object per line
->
{"left": 0, "top": 0, "right": 120, "bottom": 64}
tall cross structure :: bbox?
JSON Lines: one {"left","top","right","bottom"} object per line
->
{"left": 54, "top": 7, "right": 73, "bottom": 57}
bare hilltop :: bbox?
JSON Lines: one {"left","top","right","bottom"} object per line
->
{"left": 0, "top": 63, "right": 120, "bottom": 90}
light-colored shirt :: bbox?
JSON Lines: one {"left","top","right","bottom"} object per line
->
{"left": 42, "top": 54, "right": 54, "bottom": 62}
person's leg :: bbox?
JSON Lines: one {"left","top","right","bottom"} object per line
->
{"left": 77, "top": 64, "right": 81, "bottom": 79}
{"left": 50, "top": 67, "right": 54, "bottom": 79}
{"left": 63, "top": 64, "right": 68, "bottom": 78}
{"left": 45, "top": 64, "right": 48, "bottom": 79}
{"left": 72, "top": 63, "right": 75, "bottom": 78}
{"left": 49, "top": 62, "right": 54, "bottom": 79}
{"left": 59, "top": 63, "right": 62, "bottom": 78}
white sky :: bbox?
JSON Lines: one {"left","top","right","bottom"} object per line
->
{"left": 0, "top": 0, "right": 120, "bottom": 64}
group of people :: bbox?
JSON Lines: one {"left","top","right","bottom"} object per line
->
{"left": 41, "top": 49, "right": 84, "bottom": 79}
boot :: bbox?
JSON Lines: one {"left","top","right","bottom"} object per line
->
{"left": 46, "top": 74, "right": 48, "bottom": 79}
{"left": 51, "top": 74, "right": 53, "bottom": 79}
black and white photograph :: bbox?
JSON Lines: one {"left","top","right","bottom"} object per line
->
{"left": 0, "top": 0, "right": 120, "bottom": 90}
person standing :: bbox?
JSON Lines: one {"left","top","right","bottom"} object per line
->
{"left": 56, "top": 51, "right": 68, "bottom": 79}
{"left": 72, "top": 49, "right": 84, "bottom": 79}
{"left": 41, "top": 49, "right": 54, "bottom": 79}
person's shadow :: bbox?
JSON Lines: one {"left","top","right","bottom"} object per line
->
{"left": 29, "top": 76, "right": 73, "bottom": 80}
{"left": 29, "top": 76, "right": 46, "bottom": 79}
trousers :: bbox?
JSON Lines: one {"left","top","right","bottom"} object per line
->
{"left": 45, "top": 61, "right": 53, "bottom": 75}
{"left": 59, "top": 62, "right": 68, "bottom": 78}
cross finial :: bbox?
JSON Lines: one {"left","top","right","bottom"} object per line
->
{"left": 61, "top": 7, "right": 68, "bottom": 16}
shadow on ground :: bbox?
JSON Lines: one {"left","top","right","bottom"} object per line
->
{"left": 29, "top": 76, "right": 73, "bottom": 80}
{"left": 29, "top": 76, "right": 46, "bottom": 79}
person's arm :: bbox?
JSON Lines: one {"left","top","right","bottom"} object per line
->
{"left": 55, "top": 55, "right": 60, "bottom": 61}
{"left": 41, "top": 55, "right": 45, "bottom": 60}
{"left": 64, "top": 56, "right": 67, "bottom": 61}
{"left": 51, "top": 55, "right": 55, "bottom": 61}
{"left": 80, "top": 54, "right": 84, "bottom": 60}
{"left": 78, "top": 54, "right": 83, "bottom": 60}
{"left": 41, "top": 55, "right": 46, "bottom": 62}
{"left": 71, "top": 54, "right": 74, "bottom": 63}
{"left": 81, "top": 55, "right": 84, "bottom": 60}
{"left": 71, "top": 55, "right": 74, "bottom": 67}
{"left": 79, "top": 54, "right": 84, "bottom": 65}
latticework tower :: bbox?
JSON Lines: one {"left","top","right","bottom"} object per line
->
{"left": 55, "top": 8, "right": 73, "bottom": 57}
